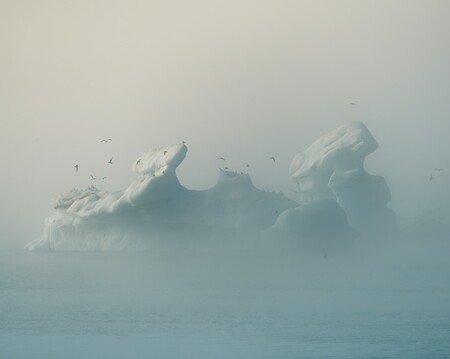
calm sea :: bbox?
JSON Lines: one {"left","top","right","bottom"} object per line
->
{"left": 1, "top": 239, "right": 450, "bottom": 358}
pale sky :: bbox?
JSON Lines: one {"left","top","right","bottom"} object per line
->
{"left": 1, "top": 0, "right": 449, "bottom": 248}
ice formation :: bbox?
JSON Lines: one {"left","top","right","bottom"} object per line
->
{"left": 27, "top": 144, "right": 297, "bottom": 251}
{"left": 266, "top": 198, "right": 354, "bottom": 250}
{"left": 289, "top": 121, "right": 395, "bottom": 235}
{"left": 27, "top": 122, "right": 396, "bottom": 252}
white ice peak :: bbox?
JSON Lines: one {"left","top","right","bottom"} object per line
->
{"left": 289, "top": 121, "right": 378, "bottom": 196}
{"left": 132, "top": 143, "right": 188, "bottom": 176}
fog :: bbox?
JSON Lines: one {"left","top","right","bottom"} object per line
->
{"left": 1, "top": 0, "right": 449, "bottom": 248}
{"left": 1, "top": 2, "right": 450, "bottom": 357}
{"left": 2, "top": 240, "right": 450, "bottom": 358}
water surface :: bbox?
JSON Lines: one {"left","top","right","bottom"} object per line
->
{"left": 1, "top": 239, "right": 450, "bottom": 358}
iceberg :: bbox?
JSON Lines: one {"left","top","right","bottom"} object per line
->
{"left": 27, "top": 144, "right": 297, "bottom": 251}
{"left": 27, "top": 122, "right": 396, "bottom": 252}
{"left": 289, "top": 121, "right": 395, "bottom": 236}
{"left": 266, "top": 198, "right": 354, "bottom": 251}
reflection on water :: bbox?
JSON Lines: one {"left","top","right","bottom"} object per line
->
{"left": 1, "top": 239, "right": 450, "bottom": 359}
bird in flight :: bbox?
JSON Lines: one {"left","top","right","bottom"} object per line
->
{"left": 90, "top": 174, "right": 96, "bottom": 180}
{"left": 100, "top": 139, "right": 112, "bottom": 142}
{"left": 245, "top": 164, "right": 250, "bottom": 168}
{"left": 217, "top": 157, "right": 226, "bottom": 161}
{"left": 74, "top": 164, "right": 79, "bottom": 173}
{"left": 136, "top": 159, "right": 141, "bottom": 165}
{"left": 102, "top": 176, "right": 107, "bottom": 180}
{"left": 270, "top": 156, "right": 276, "bottom": 163}
{"left": 163, "top": 151, "right": 168, "bottom": 156}
{"left": 429, "top": 175, "right": 434, "bottom": 182}
{"left": 348, "top": 102, "right": 356, "bottom": 105}
{"left": 108, "top": 158, "right": 113, "bottom": 164}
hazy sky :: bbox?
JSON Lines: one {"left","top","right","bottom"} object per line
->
{"left": 1, "top": 0, "right": 449, "bottom": 248}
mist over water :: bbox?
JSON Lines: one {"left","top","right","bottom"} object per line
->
{"left": 2, "top": 237, "right": 450, "bottom": 358}
{"left": 1, "top": 1, "right": 450, "bottom": 357}
{"left": 3, "top": 84, "right": 450, "bottom": 359}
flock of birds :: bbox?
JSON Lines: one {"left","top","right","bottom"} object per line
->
{"left": 73, "top": 137, "right": 279, "bottom": 185}
{"left": 74, "top": 139, "right": 114, "bottom": 181}
{"left": 71, "top": 126, "right": 445, "bottom": 206}
{"left": 72, "top": 102, "right": 359, "bottom": 180}
{"left": 76, "top": 131, "right": 446, "bottom": 197}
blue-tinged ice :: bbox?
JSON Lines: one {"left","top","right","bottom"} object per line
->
{"left": 287, "top": 121, "right": 396, "bottom": 237}
{"left": 27, "top": 144, "right": 297, "bottom": 251}
{"left": 27, "top": 122, "right": 397, "bottom": 251}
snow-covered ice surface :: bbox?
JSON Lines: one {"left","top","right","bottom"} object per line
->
{"left": 289, "top": 121, "right": 378, "bottom": 196}
{"left": 289, "top": 121, "right": 395, "bottom": 236}
{"left": 2, "top": 239, "right": 450, "bottom": 359}
{"left": 27, "top": 144, "right": 297, "bottom": 251}
{"left": 27, "top": 122, "right": 400, "bottom": 252}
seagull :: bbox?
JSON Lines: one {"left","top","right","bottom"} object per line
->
{"left": 136, "top": 159, "right": 141, "bottom": 165}
{"left": 90, "top": 174, "right": 96, "bottom": 180}
{"left": 74, "top": 164, "right": 79, "bottom": 173}
{"left": 163, "top": 151, "right": 168, "bottom": 156}
{"left": 224, "top": 167, "right": 229, "bottom": 170}
{"left": 270, "top": 156, "right": 276, "bottom": 163}
{"left": 245, "top": 164, "right": 250, "bottom": 168}
{"left": 102, "top": 176, "right": 107, "bottom": 180}
{"left": 348, "top": 102, "right": 356, "bottom": 105}
{"left": 108, "top": 158, "right": 113, "bottom": 164}
{"left": 100, "top": 139, "right": 112, "bottom": 142}
{"left": 217, "top": 157, "right": 226, "bottom": 161}
{"left": 429, "top": 175, "right": 434, "bottom": 182}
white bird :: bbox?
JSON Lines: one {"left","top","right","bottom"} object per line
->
{"left": 108, "top": 158, "right": 113, "bottom": 164}
{"left": 90, "top": 174, "right": 96, "bottom": 180}
{"left": 270, "top": 156, "right": 276, "bottom": 163}
{"left": 74, "top": 164, "right": 79, "bottom": 173}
